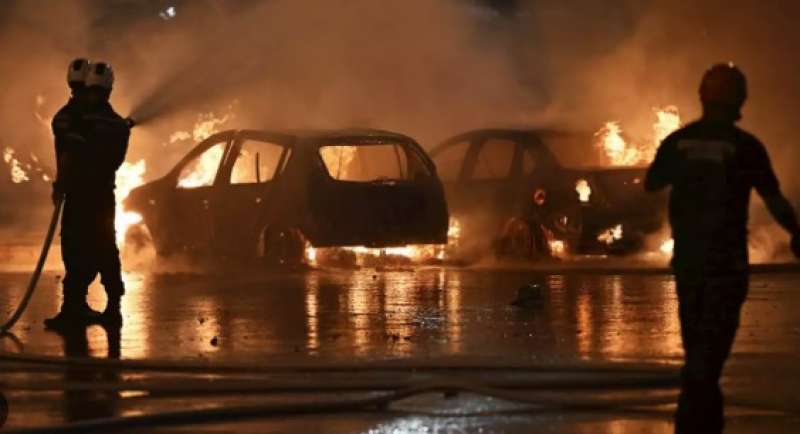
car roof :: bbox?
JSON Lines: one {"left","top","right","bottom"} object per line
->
{"left": 442, "top": 128, "right": 594, "bottom": 143}
{"left": 237, "top": 128, "right": 417, "bottom": 144}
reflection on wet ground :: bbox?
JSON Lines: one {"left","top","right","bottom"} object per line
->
{"left": 2, "top": 267, "right": 800, "bottom": 432}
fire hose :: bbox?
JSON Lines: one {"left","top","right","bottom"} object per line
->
{"left": 0, "top": 198, "right": 63, "bottom": 334}
{"left": 0, "top": 353, "right": 687, "bottom": 433}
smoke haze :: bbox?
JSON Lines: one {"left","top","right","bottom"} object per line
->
{"left": 1, "top": 0, "right": 799, "bottom": 259}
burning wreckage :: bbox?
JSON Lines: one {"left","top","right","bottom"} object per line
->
{"left": 124, "top": 129, "right": 450, "bottom": 266}
{"left": 430, "top": 107, "right": 680, "bottom": 261}
{"left": 117, "top": 109, "right": 678, "bottom": 266}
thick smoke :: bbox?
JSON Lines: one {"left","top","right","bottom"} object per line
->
{"left": 1, "top": 0, "right": 799, "bottom": 261}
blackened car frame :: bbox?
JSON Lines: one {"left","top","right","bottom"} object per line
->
{"left": 429, "top": 129, "right": 667, "bottom": 260}
{"left": 125, "top": 129, "right": 449, "bottom": 264}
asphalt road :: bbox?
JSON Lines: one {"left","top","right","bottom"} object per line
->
{"left": 1, "top": 266, "right": 799, "bottom": 433}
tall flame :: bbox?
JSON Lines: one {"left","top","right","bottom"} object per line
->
{"left": 653, "top": 106, "right": 681, "bottom": 146}
{"left": 596, "top": 106, "right": 682, "bottom": 166}
{"left": 177, "top": 145, "right": 225, "bottom": 188}
{"left": 115, "top": 160, "right": 146, "bottom": 243}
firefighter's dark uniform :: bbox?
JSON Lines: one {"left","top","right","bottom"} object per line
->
{"left": 52, "top": 100, "right": 129, "bottom": 310}
{"left": 646, "top": 118, "right": 780, "bottom": 434}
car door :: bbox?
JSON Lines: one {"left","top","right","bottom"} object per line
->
{"left": 460, "top": 135, "right": 522, "bottom": 228}
{"left": 310, "top": 140, "right": 439, "bottom": 247}
{"left": 429, "top": 137, "right": 473, "bottom": 217}
{"left": 169, "top": 133, "right": 234, "bottom": 254}
{"left": 364, "top": 141, "right": 446, "bottom": 245}
{"left": 212, "top": 132, "right": 294, "bottom": 258}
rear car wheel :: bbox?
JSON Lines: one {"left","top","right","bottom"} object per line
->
{"left": 495, "top": 218, "right": 547, "bottom": 260}
{"left": 262, "top": 227, "right": 306, "bottom": 266}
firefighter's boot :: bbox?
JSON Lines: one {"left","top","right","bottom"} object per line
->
{"left": 101, "top": 292, "right": 123, "bottom": 327}
{"left": 44, "top": 299, "right": 101, "bottom": 330}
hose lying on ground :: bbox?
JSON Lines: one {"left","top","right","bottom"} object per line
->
{"left": 0, "top": 199, "right": 62, "bottom": 334}
{"left": 0, "top": 350, "right": 679, "bottom": 375}
{"left": 0, "top": 381, "right": 682, "bottom": 434}
{"left": 0, "top": 370, "right": 680, "bottom": 395}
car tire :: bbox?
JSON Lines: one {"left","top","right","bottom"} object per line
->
{"left": 262, "top": 227, "right": 306, "bottom": 267}
{"left": 496, "top": 218, "right": 547, "bottom": 260}
{"left": 547, "top": 206, "right": 583, "bottom": 254}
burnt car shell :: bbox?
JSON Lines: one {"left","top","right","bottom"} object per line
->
{"left": 125, "top": 129, "right": 449, "bottom": 260}
{"left": 430, "top": 128, "right": 666, "bottom": 257}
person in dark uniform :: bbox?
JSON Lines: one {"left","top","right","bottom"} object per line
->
{"left": 45, "top": 61, "right": 130, "bottom": 329}
{"left": 645, "top": 63, "right": 800, "bottom": 434}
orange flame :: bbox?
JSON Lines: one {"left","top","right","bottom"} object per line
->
{"left": 306, "top": 217, "right": 462, "bottom": 266}
{"left": 660, "top": 238, "right": 674, "bottom": 254}
{"left": 597, "top": 224, "right": 623, "bottom": 245}
{"left": 575, "top": 179, "right": 591, "bottom": 203}
{"left": 118, "top": 110, "right": 234, "bottom": 248}
{"left": 596, "top": 106, "right": 682, "bottom": 166}
{"left": 3, "top": 147, "right": 30, "bottom": 183}
{"left": 115, "top": 160, "right": 146, "bottom": 243}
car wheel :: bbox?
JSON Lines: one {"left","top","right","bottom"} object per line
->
{"left": 496, "top": 218, "right": 547, "bottom": 260}
{"left": 262, "top": 227, "right": 306, "bottom": 266}
{"left": 547, "top": 206, "right": 583, "bottom": 252}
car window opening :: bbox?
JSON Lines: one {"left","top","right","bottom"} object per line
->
{"left": 319, "top": 143, "right": 427, "bottom": 183}
{"left": 177, "top": 142, "right": 226, "bottom": 189}
{"left": 231, "top": 140, "right": 285, "bottom": 185}
{"left": 473, "top": 139, "right": 516, "bottom": 180}
{"left": 432, "top": 141, "right": 470, "bottom": 182}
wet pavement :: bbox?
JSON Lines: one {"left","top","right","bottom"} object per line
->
{"left": 2, "top": 266, "right": 800, "bottom": 433}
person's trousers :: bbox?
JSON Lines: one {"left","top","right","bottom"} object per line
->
{"left": 60, "top": 194, "right": 125, "bottom": 305}
{"left": 674, "top": 271, "right": 748, "bottom": 434}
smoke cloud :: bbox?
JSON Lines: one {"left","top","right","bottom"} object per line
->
{"left": 1, "top": 0, "right": 799, "bottom": 259}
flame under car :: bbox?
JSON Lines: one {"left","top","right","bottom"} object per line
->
{"left": 125, "top": 129, "right": 449, "bottom": 264}
{"left": 429, "top": 129, "right": 667, "bottom": 260}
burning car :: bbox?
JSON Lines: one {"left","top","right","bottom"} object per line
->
{"left": 124, "top": 129, "right": 449, "bottom": 264}
{"left": 429, "top": 128, "right": 667, "bottom": 260}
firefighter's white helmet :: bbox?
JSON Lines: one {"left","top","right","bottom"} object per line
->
{"left": 67, "top": 58, "right": 90, "bottom": 86}
{"left": 85, "top": 62, "right": 114, "bottom": 90}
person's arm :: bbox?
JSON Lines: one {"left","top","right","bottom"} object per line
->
{"left": 752, "top": 142, "right": 800, "bottom": 256}
{"left": 644, "top": 138, "right": 674, "bottom": 192}
{"left": 763, "top": 193, "right": 800, "bottom": 235}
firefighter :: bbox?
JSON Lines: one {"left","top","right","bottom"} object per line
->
{"left": 645, "top": 63, "right": 800, "bottom": 434}
{"left": 45, "top": 61, "right": 130, "bottom": 329}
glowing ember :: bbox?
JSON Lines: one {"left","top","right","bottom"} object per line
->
{"left": 115, "top": 160, "right": 146, "bottom": 243}
{"left": 597, "top": 224, "right": 623, "bottom": 245}
{"left": 596, "top": 106, "right": 682, "bottom": 166}
{"left": 660, "top": 238, "right": 674, "bottom": 254}
{"left": 575, "top": 179, "right": 591, "bottom": 203}
{"left": 3, "top": 147, "right": 30, "bottom": 183}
